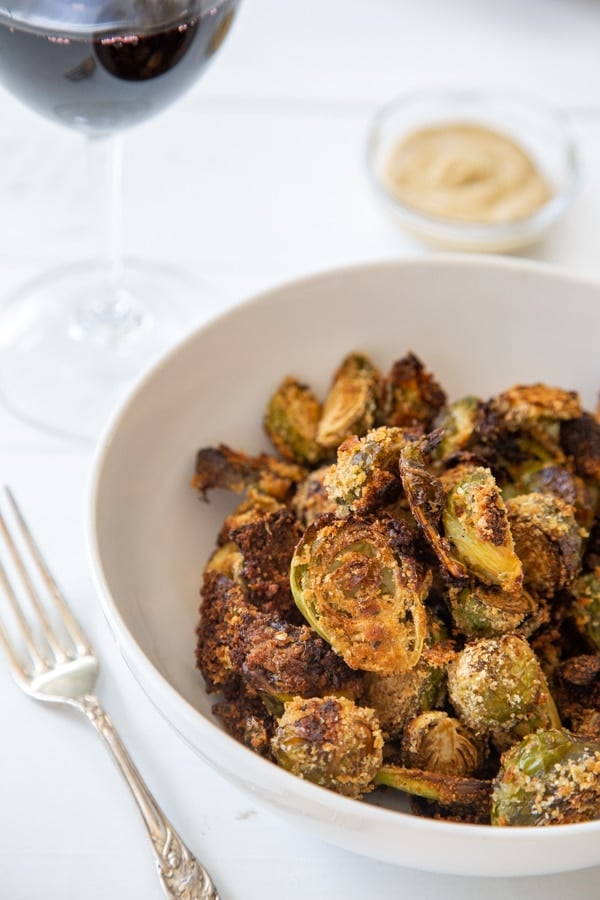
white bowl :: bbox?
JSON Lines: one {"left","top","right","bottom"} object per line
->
{"left": 88, "top": 256, "right": 600, "bottom": 878}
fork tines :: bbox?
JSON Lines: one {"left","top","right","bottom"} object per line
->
{"left": 0, "top": 487, "right": 91, "bottom": 674}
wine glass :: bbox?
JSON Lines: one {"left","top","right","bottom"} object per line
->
{"left": 0, "top": 0, "right": 240, "bottom": 442}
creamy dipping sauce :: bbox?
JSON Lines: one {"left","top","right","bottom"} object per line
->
{"left": 383, "top": 123, "right": 552, "bottom": 224}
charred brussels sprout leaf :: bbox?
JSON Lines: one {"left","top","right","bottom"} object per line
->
{"left": 491, "top": 729, "right": 600, "bottom": 826}
{"left": 374, "top": 765, "right": 491, "bottom": 819}
{"left": 378, "top": 352, "right": 447, "bottom": 430}
{"left": 192, "top": 443, "right": 307, "bottom": 502}
{"left": 271, "top": 696, "right": 384, "bottom": 798}
{"left": 316, "top": 352, "right": 380, "bottom": 450}
{"left": 399, "top": 435, "right": 467, "bottom": 580}
{"left": 291, "top": 514, "right": 430, "bottom": 675}
{"left": 263, "top": 376, "right": 324, "bottom": 465}
{"left": 442, "top": 466, "right": 522, "bottom": 593}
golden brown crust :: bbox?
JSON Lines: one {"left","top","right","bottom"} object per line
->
{"left": 228, "top": 508, "right": 304, "bottom": 616}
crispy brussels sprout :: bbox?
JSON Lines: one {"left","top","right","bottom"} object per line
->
{"left": 263, "top": 376, "right": 324, "bottom": 465}
{"left": 291, "top": 464, "right": 338, "bottom": 526}
{"left": 447, "top": 582, "right": 542, "bottom": 639}
{"left": 561, "top": 413, "right": 600, "bottom": 483}
{"left": 401, "top": 710, "right": 485, "bottom": 776}
{"left": 491, "top": 729, "right": 600, "bottom": 826}
{"left": 271, "top": 696, "right": 384, "bottom": 798}
{"left": 447, "top": 634, "right": 562, "bottom": 752}
{"left": 192, "top": 444, "right": 306, "bottom": 502}
{"left": 569, "top": 568, "right": 600, "bottom": 651}
{"left": 217, "top": 487, "right": 290, "bottom": 544}
{"left": 433, "top": 395, "right": 480, "bottom": 461}
{"left": 442, "top": 466, "right": 522, "bottom": 593}
{"left": 361, "top": 647, "right": 451, "bottom": 739}
{"left": 553, "top": 655, "right": 600, "bottom": 737}
{"left": 225, "top": 508, "right": 304, "bottom": 615}
{"left": 378, "top": 352, "right": 447, "bottom": 430}
{"left": 506, "top": 462, "right": 597, "bottom": 532}
{"left": 196, "top": 569, "right": 362, "bottom": 708}
{"left": 316, "top": 352, "right": 380, "bottom": 450}
{"left": 324, "top": 426, "right": 409, "bottom": 516}
{"left": 231, "top": 611, "right": 363, "bottom": 705}
{"left": 375, "top": 765, "right": 491, "bottom": 821}
{"left": 290, "top": 514, "right": 430, "bottom": 675}
{"left": 490, "top": 384, "right": 582, "bottom": 431}
{"left": 399, "top": 435, "right": 467, "bottom": 580}
{"left": 506, "top": 493, "right": 583, "bottom": 598}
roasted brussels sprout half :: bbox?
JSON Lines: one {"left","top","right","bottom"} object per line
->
{"left": 447, "top": 582, "right": 542, "bottom": 639}
{"left": 491, "top": 729, "right": 600, "bottom": 826}
{"left": 290, "top": 514, "right": 430, "bottom": 675}
{"left": 271, "top": 696, "right": 384, "bottom": 798}
{"left": 263, "top": 376, "right": 324, "bottom": 465}
{"left": 378, "top": 352, "right": 447, "bottom": 430}
{"left": 324, "top": 426, "right": 409, "bottom": 516}
{"left": 489, "top": 384, "right": 582, "bottom": 431}
{"left": 506, "top": 461, "right": 597, "bottom": 532}
{"left": 401, "top": 710, "right": 485, "bottom": 776}
{"left": 316, "top": 352, "right": 380, "bottom": 450}
{"left": 506, "top": 493, "right": 583, "bottom": 598}
{"left": 447, "top": 634, "right": 561, "bottom": 751}
{"left": 442, "top": 466, "right": 522, "bottom": 593}
{"left": 569, "top": 568, "right": 600, "bottom": 652}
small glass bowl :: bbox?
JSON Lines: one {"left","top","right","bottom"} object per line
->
{"left": 366, "top": 90, "right": 580, "bottom": 253}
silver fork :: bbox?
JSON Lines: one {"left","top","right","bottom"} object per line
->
{"left": 0, "top": 486, "right": 219, "bottom": 900}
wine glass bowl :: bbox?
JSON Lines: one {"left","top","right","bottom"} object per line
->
{"left": 0, "top": 0, "right": 238, "bottom": 134}
{"left": 0, "top": 0, "right": 240, "bottom": 441}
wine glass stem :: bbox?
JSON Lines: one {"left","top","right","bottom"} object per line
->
{"left": 74, "top": 132, "right": 145, "bottom": 343}
{"left": 89, "top": 131, "right": 123, "bottom": 287}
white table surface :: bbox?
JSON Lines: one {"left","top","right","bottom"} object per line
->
{"left": 2, "top": 2, "right": 600, "bottom": 897}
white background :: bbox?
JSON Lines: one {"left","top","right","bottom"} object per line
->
{"left": 1, "top": 1, "right": 600, "bottom": 897}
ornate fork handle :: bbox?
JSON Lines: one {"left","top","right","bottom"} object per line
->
{"left": 79, "top": 694, "right": 218, "bottom": 900}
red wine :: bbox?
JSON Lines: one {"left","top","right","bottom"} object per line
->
{"left": 0, "top": 1, "right": 239, "bottom": 133}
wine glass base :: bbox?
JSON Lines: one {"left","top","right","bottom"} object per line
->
{"left": 0, "top": 259, "right": 226, "bottom": 444}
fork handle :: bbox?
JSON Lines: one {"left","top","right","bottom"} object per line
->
{"left": 77, "top": 694, "right": 219, "bottom": 900}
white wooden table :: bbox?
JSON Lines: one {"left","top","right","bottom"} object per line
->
{"left": 1, "top": 2, "right": 600, "bottom": 897}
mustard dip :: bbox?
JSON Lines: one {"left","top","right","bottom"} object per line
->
{"left": 383, "top": 123, "right": 552, "bottom": 224}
